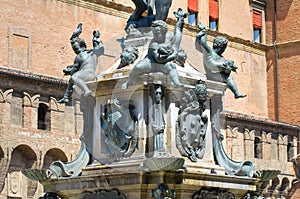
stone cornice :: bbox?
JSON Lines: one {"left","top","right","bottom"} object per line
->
{"left": 222, "top": 111, "right": 300, "bottom": 135}
{"left": 249, "top": 0, "right": 267, "bottom": 10}
{"left": 267, "top": 40, "right": 300, "bottom": 56}
{"left": 0, "top": 67, "right": 67, "bottom": 97}
{"left": 0, "top": 67, "right": 67, "bottom": 86}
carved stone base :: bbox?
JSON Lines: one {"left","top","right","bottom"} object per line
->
{"left": 42, "top": 169, "right": 258, "bottom": 199}
{"left": 141, "top": 157, "right": 185, "bottom": 172}
{"left": 184, "top": 161, "right": 225, "bottom": 175}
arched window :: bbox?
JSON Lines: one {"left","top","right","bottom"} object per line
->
{"left": 254, "top": 136, "right": 262, "bottom": 159}
{"left": 38, "top": 103, "right": 50, "bottom": 130}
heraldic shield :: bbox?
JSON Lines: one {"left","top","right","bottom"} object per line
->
{"left": 175, "top": 82, "right": 208, "bottom": 162}
{"left": 100, "top": 98, "right": 138, "bottom": 162}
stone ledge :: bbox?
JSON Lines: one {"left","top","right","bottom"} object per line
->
{"left": 42, "top": 170, "right": 258, "bottom": 198}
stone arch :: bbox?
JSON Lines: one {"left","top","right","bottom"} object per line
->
{"left": 269, "top": 177, "right": 280, "bottom": 194}
{"left": 23, "top": 92, "right": 40, "bottom": 108}
{"left": 49, "top": 97, "right": 65, "bottom": 111}
{"left": 244, "top": 129, "right": 255, "bottom": 140}
{"left": 0, "top": 89, "right": 13, "bottom": 103}
{"left": 278, "top": 134, "right": 288, "bottom": 145}
{"left": 279, "top": 177, "right": 290, "bottom": 192}
{"left": 8, "top": 145, "right": 38, "bottom": 197}
{"left": 259, "top": 180, "right": 270, "bottom": 195}
{"left": 261, "top": 131, "right": 272, "bottom": 143}
{"left": 9, "top": 145, "right": 37, "bottom": 171}
{"left": 226, "top": 126, "right": 238, "bottom": 138}
{"left": 277, "top": 134, "right": 289, "bottom": 162}
{"left": 42, "top": 148, "right": 68, "bottom": 169}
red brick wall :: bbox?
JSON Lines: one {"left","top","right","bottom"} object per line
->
{"left": 277, "top": 50, "right": 300, "bottom": 124}
{"left": 266, "top": 0, "right": 300, "bottom": 124}
{"left": 0, "top": 0, "right": 127, "bottom": 78}
{"left": 275, "top": 0, "right": 300, "bottom": 43}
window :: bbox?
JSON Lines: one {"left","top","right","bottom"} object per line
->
{"left": 209, "top": 20, "right": 218, "bottom": 31}
{"left": 188, "top": 13, "right": 197, "bottom": 26}
{"left": 38, "top": 103, "right": 50, "bottom": 130}
{"left": 253, "top": 29, "right": 261, "bottom": 43}
{"left": 209, "top": 0, "right": 219, "bottom": 31}
{"left": 250, "top": 0, "right": 266, "bottom": 43}
{"left": 287, "top": 142, "right": 294, "bottom": 162}
{"left": 188, "top": 0, "right": 198, "bottom": 26}
{"left": 253, "top": 10, "right": 262, "bottom": 43}
{"left": 254, "top": 137, "right": 262, "bottom": 159}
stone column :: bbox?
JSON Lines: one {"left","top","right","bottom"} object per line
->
{"left": 278, "top": 135, "right": 288, "bottom": 162}
{"left": 10, "top": 92, "right": 23, "bottom": 127}
{"left": 262, "top": 131, "right": 272, "bottom": 160}
{"left": 0, "top": 88, "right": 13, "bottom": 126}
{"left": 22, "top": 93, "right": 39, "bottom": 129}
{"left": 244, "top": 129, "right": 255, "bottom": 159}
{"left": 49, "top": 97, "right": 65, "bottom": 133}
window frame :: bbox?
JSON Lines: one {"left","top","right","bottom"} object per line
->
{"left": 250, "top": 1, "right": 266, "bottom": 43}
{"left": 37, "top": 103, "right": 50, "bottom": 131}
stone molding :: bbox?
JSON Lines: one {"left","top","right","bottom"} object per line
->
{"left": 267, "top": 40, "right": 300, "bottom": 57}
{"left": 7, "top": 26, "right": 32, "bottom": 71}
{"left": 82, "top": 189, "right": 127, "bottom": 199}
{"left": 23, "top": 92, "right": 40, "bottom": 108}
{"left": 250, "top": 0, "right": 267, "bottom": 10}
{"left": 244, "top": 129, "right": 256, "bottom": 141}
{"left": 0, "top": 89, "right": 13, "bottom": 103}
{"left": 221, "top": 111, "right": 300, "bottom": 135}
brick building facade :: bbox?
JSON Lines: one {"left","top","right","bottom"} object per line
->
{"left": 0, "top": 0, "right": 299, "bottom": 198}
{"left": 265, "top": 0, "right": 300, "bottom": 124}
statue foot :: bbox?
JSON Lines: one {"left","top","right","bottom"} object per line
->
{"left": 83, "top": 90, "right": 92, "bottom": 97}
{"left": 121, "top": 82, "right": 129, "bottom": 89}
{"left": 235, "top": 94, "right": 247, "bottom": 99}
{"left": 57, "top": 97, "right": 69, "bottom": 103}
{"left": 174, "top": 83, "right": 184, "bottom": 88}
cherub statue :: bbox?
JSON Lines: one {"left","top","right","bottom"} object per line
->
{"left": 122, "top": 8, "right": 187, "bottom": 89}
{"left": 196, "top": 23, "right": 246, "bottom": 99}
{"left": 58, "top": 24, "right": 104, "bottom": 103}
